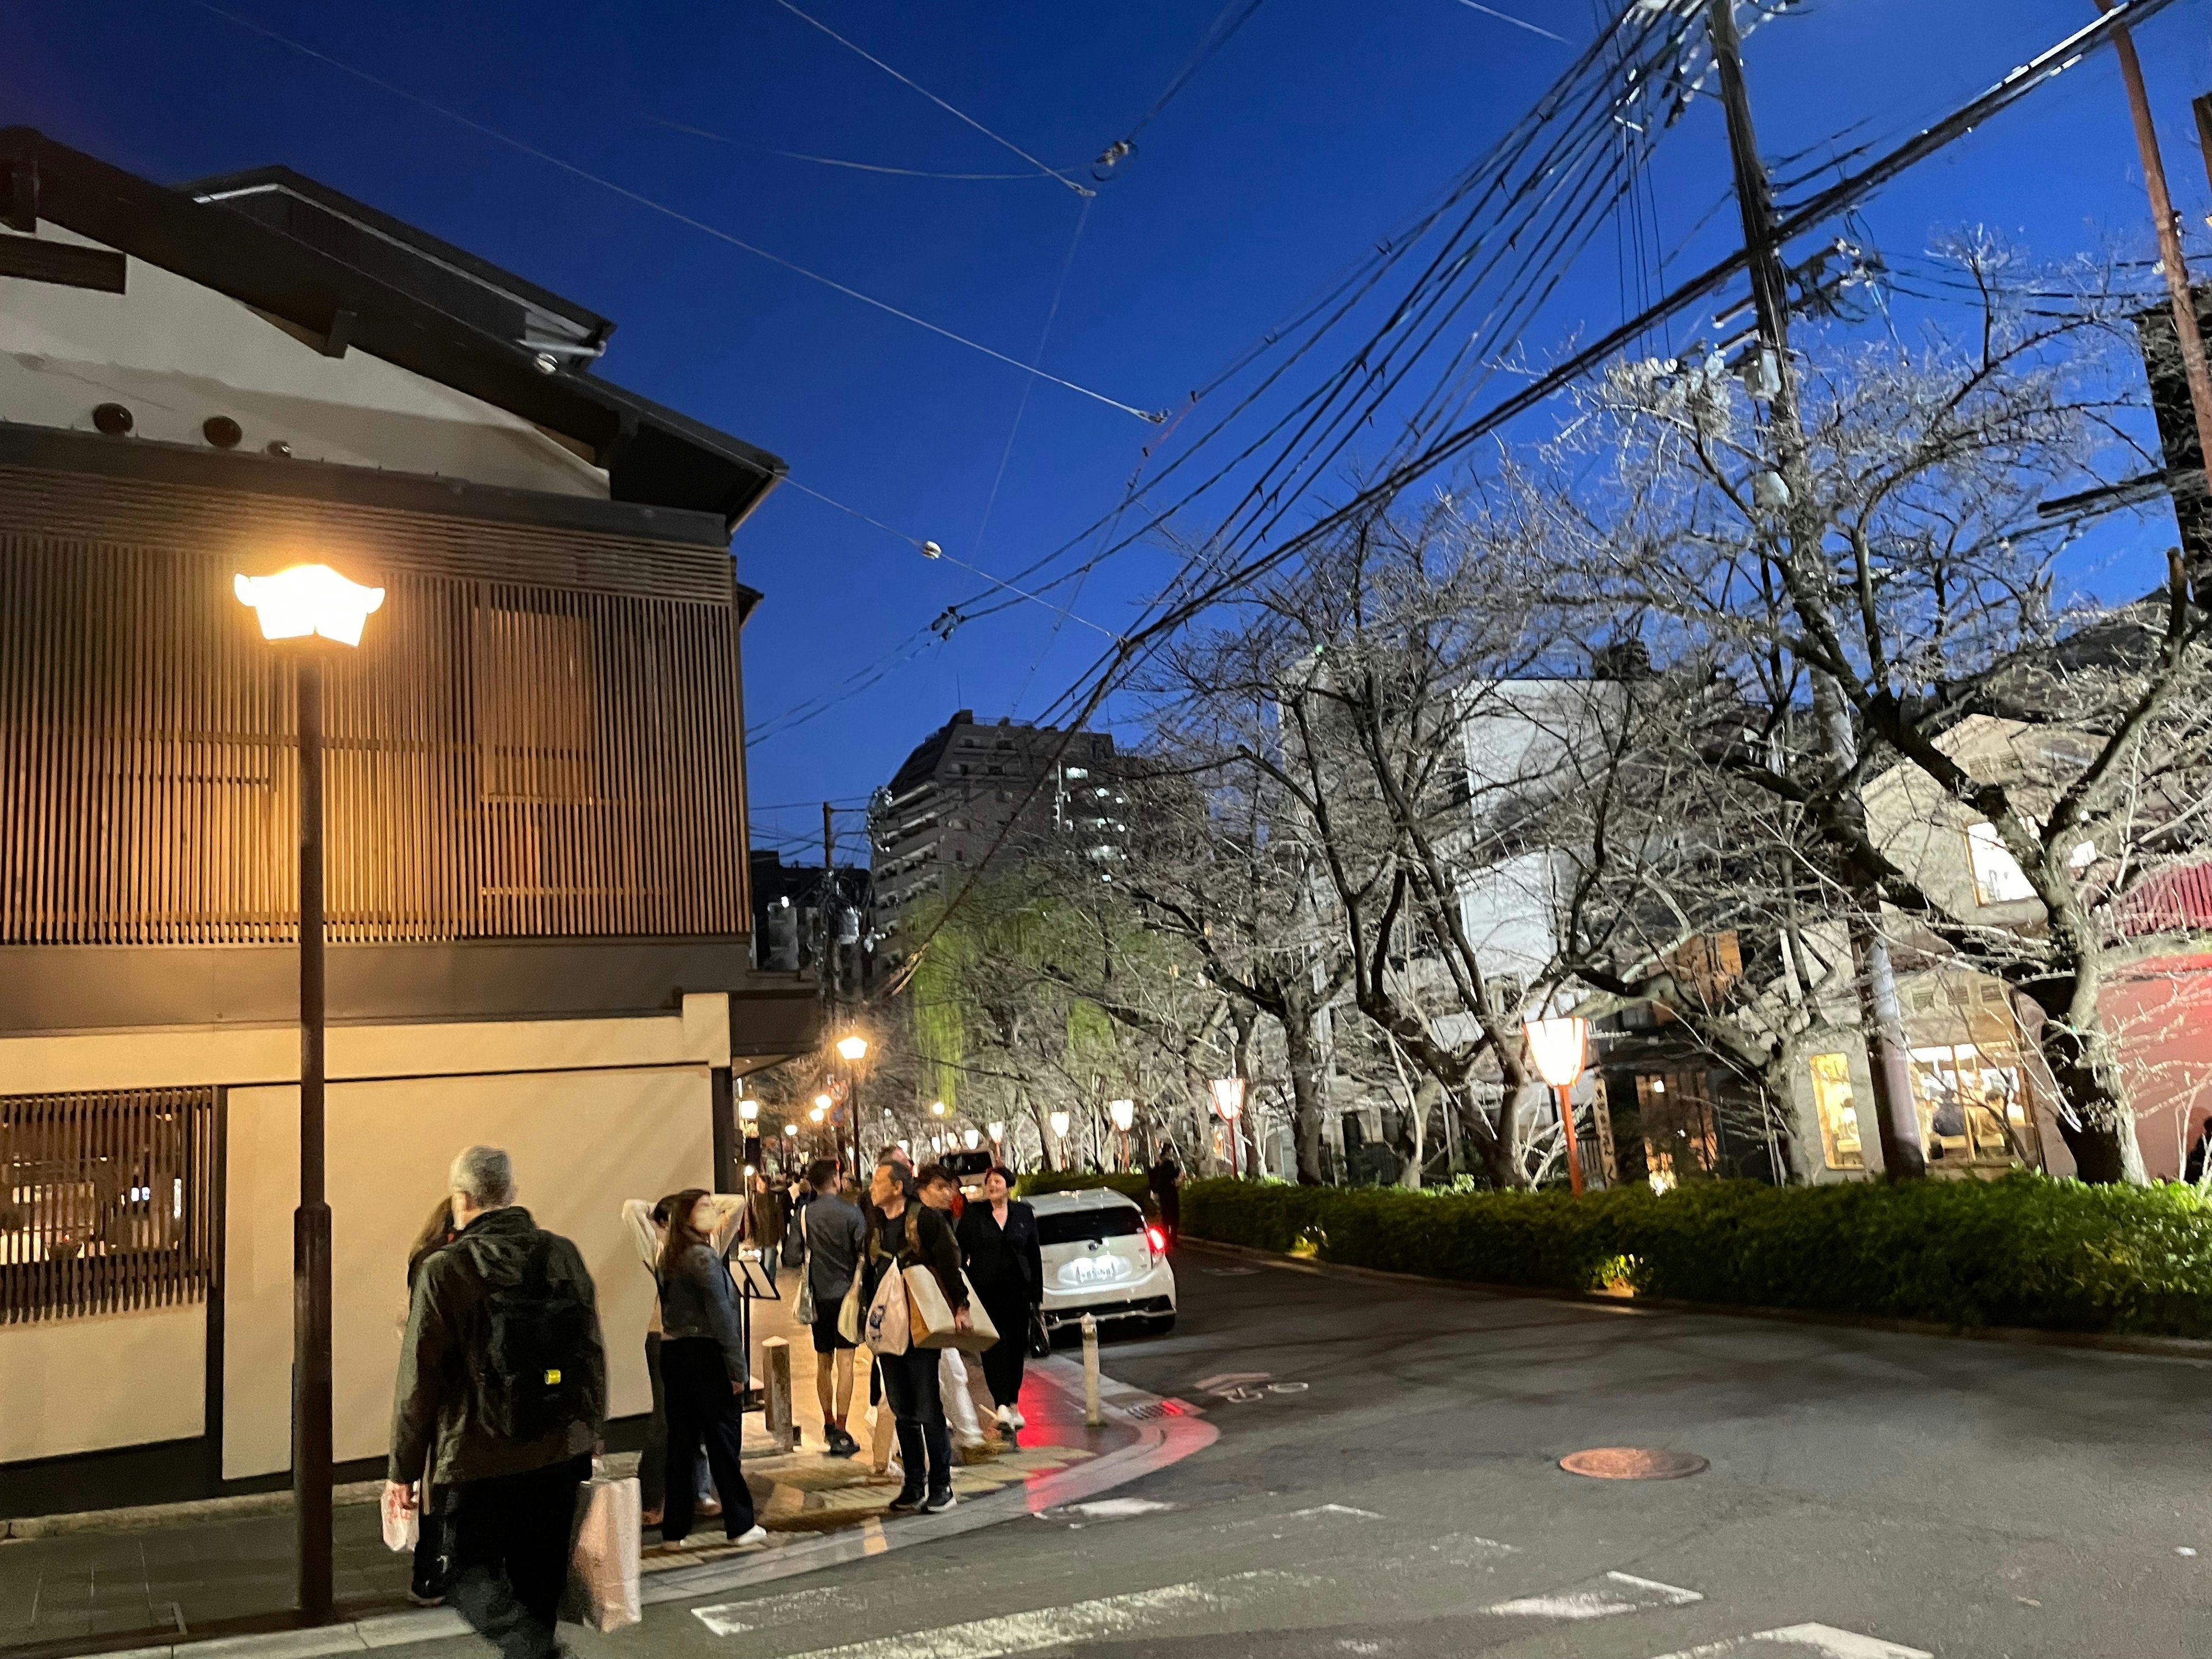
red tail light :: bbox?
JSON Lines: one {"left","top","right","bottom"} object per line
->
{"left": 1146, "top": 1225, "right": 1168, "bottom": 1254}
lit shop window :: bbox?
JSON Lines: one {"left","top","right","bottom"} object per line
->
{"left": 1808, "top": 1052, "right": 1863, "bottom": 1170}
{"left": 1909, "top": 1043, "right": 2026, "bottom": 1164}
{"left": 1634, "top": 1071, "right": 1718, "bottom": 1183}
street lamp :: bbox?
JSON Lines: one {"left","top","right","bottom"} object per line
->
{"left": 738, "top": 1098, "right": 759, "bottom": 1124}
{"left": 836, "top": 1034, "right": 869, "bottom": 1062}
{"left": 962, "top": 1126, "right": 981, "bottom": 1151}
{"left": 783, "top": 1123, "right": 798, "bottom": 1138}
{"left": 1108, "top": 1099, "right": 1135, "bottom": 1171}
{"left": 1048, "top": 1109, "right": 1070, "bottom": 1171}
{"left": 931, "top": 1099, "right": 948, "bottom": 1117}
{"left": 1524, "top": 1016, "right": 1590, "bottom": 1196}
{"left": 233, "top": 561, "right": 384, "bottom": 1627}
{"left": 1209, "top": 1078, "right": 1246, "bottom": 1179}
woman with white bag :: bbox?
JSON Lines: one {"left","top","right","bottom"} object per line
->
{"left": 858, "top": 1157, "right": 969, "bottom": 1514}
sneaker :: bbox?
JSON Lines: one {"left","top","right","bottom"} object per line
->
{"left": 825, "top": 1426, "right": 859, "bottom": 1457}
{"left": 886, "top": 1488, "right": 927, "bottom": 1514}
{"left": 730, "top": 1525, "right": 769, "bottom": 1550}
{"left": 1009, "top": 1406, "right": 1027, "bottom": 1430}
{"left": 406, "top": 1590, "right": 446, "bottom": 1608}
{"left": 921, "top": 1490, "right": 958, "bottom": 1514}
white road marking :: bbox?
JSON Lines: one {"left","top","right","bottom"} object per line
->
{"left": 1488, "top": 1570, "right": 1702, "bottom": 1621}
{"left": 719, "top": 1571, "right": 1317, "bottom": 1657}
{"left": 1644, "top": 1625, "right": 1931, "bottom": 1659}
{"left": 691, "top": 1584, "right": 876, "bottom": 1637}
{"left": 1193, "top": 1372, "right": 1272, "bottom": 1393}
{"left": 1291, "top": 1503, "right": 1384, "bottom": 1519}
{"left": 1056, "top": 1498, "right": 1175, "bottom": 1518}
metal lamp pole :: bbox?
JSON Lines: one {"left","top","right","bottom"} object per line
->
{"left": 1525, "top": 1016, "right": 1591, "bottom": 1198}
{"left": 234, "top": 565, "right": 383, "bottom": 1628}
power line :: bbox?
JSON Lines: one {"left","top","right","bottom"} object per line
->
{"left": 1452, "top": 0, "right": 1569, "bottom": 44}
{"left": 188, "top": 0, "right": 1160, "bottom": 422}
{"left": 763, "top": 0, "right": 1091, "bottom": 197}
{"left": 649, "top": 117, "right": 1074, "bottom": 181}
{"left": 1094, "top": 0, "right": 1272, "bottom": 178}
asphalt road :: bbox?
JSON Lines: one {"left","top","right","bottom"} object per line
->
{"left": 475, "top": 1241, "right": 2212, "bottom": 1659}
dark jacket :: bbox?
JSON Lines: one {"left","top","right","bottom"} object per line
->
{"left": 957, "top": 1199, "right": 1043, "bottom": 1308}
{"left": 860, "top": 1202, "right": 968, "bottom": 1312}
{"left": 389, "top": 1206, "right": 606, "bottom": 1488}
{"left": 658, "top": 1241, "right": 749, "bottom": 1381}
{"left": 789, "top": 1191, "right": 868, "bottom": 1307}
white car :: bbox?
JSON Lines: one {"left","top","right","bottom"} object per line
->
{"left": 1031, "top": 1188, "right": 1177, "bottom": 1337}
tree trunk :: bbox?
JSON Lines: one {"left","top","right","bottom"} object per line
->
{"left": 1283, "top": 1021, "right": 1330, "bottom": 1185}
{"left": 2033, "top": 973, "right": 2147, "bottom": 1185}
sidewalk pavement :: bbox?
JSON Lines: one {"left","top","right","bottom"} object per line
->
{"left": 0, "top": 1268, "right": 1139, "bottom": 1658}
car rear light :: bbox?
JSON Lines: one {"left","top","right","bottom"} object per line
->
{"left": 1146, "top": 1225, "right": 1168, "bottom": 1255}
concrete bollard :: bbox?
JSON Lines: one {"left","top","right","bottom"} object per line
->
{"left": 1081, "top": 1313, "right": 1102, "bottom": 1427}
{"left": 762, "top": 1336, "right": 794, "bottom": 1452}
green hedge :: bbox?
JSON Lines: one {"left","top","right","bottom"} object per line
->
{"left": 1180, "top": 1174, "right": 2212, "bottom": 1339}
{"left": 1015, "top": 1171, "right": 1153, "bottom": 1205}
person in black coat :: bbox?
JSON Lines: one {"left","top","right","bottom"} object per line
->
{"left": 957, "top": 1166, "right": 1043, "bottom": 1436}
{"left": 859, "top": 1157, "right": 971, "bottom": 1513}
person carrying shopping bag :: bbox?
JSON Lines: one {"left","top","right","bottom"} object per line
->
{"left": 652, "top": 1188, "right": 768, "bottom": 1551}
{"left": 858, "top": 1156, "right": 970, "bottom": 1513}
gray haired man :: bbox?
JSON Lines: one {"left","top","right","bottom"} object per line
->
{"left": 389, "top": 1147, "right": 605, "bottom": 1659}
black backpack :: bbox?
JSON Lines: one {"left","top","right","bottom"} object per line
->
{"left": 482, "top": 1235, "right": 594, "bottom": 1441}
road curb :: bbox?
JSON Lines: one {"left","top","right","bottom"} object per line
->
{"left": 33, "top": 1355, "right": 1215, "bottom": 1659}
{"left": 1184, "top": 1236, "right": 2212, "bottom": 1365}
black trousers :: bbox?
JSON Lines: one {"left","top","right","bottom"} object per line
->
{"left": 410, "top": 1504, "right": 453, "bottom": 1601}
{"left": 878, "top": 1344, "right": 953, "bottom": 1497}
{"left": 661, "top": 1338, "right": 755, "bottom": 1543}
{"left": 448, "top": 1454, "right": 589, "bottom": 1659}
{"left": 976, "top": 1291, "right": 1031, "bottom": 1407}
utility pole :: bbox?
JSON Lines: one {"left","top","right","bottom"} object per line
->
{"left": 1706, "top": 0, "right": 1926, "bottom": 1179}
{"left": 2097, "top": 3, "right": 2212, "bottom": 472}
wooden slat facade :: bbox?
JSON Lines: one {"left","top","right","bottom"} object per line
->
{"left": 0, "top": 472, "right": 749, "bottom": 946}
{"left": 0, "top": 1086, "right": 218, "bottom": 1325}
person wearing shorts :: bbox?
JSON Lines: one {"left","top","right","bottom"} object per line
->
{"left": 790, "top": 1159, "right": 867, "bottom": 1456}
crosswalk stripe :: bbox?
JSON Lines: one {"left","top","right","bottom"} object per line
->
{"left": 695, "top": 1570, "right": 1318, "bottom": 1656}
{"left": 1487, "top": 1569, "right": 1703, "bottom": 1620}
{"left": 1643, "top": 1623, "right": 1932, "bottom": 1659}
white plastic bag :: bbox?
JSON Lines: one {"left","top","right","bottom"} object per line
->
{"left": 381, "top": 1484, "right": 419, "bottom": 1554}
{"left": 568, "top": 1473, "right": 642, "bottom": 1633}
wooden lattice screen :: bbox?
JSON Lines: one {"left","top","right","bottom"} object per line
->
{"left": 0, "top": 1086, "right": 219, "bottom": 1324}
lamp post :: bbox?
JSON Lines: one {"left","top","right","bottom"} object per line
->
{"left": 1108, "top": 1099, "right": 1135, "bottom": 1171}
{"left": 962, "top": 1126, "right": 981, "bottom": 1152}
{"left": 1524, "top": 1016, "right": 1590, "bottom": 1196}
{"left": 986, "top": 1120, "right": 1005, "bottom": 1168}
{"left": 1209, "top": 1079, "right": 1245, "bottom": 1179}
{"left": 834, "top": 1035, "right": 868, "bottom": 1185}
{"left": 1048, "top": 1109, "right": 1070, "bottom": 1172}
{"left": 233, "top": 563, "right": 384, "bottom": 1628}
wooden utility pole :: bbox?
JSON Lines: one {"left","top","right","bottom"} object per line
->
{"left": 2097, "top": 3, "right": 2212, "bottom": 472}
{"left": 1706, "top": 0, "right": 1927, "bottom": 1179}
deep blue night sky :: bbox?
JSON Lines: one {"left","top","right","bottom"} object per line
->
{"left": 9, "top": 0, "right": 2210, "bottom": 862}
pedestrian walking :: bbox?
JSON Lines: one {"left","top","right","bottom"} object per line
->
{"left": 654, "top": 1187, "right": 770, "bottom": 1550}
{"left": 746, "top": 1170, "right": 786, "bottom": 1282}
{"left": 388, "top": 1147, "right": 606, "bottom": 1659}
{"left": 861, "top": 1155, "right": 970, "bottom": 1513}
{"left": 956, "top": 1165, "right": 1043, "bottom": 1437}
{"left": 400, "top": 1195, "right": 459, "bottom": 1606}
{"left": 1147, "top": 1149, "right": 1183, "bottom": 1244}
{"left": 786, "top": 1157, "right": 867, "bottom": 1456}
{"left": 620, "top": 1190, "right": 743, "bottom": 1528}
{"left": 918, "top": 1164, "right": 988, "bottom": 1452}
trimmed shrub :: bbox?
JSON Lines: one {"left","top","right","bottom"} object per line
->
{"left": 1014, "top": 1171, "right": 1152, "bottom": 1205}
{"left": 1180, "top": 1173, "right": 2212, "bottom": 1339}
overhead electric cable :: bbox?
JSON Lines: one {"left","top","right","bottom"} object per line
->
{"left": 763, "top": 0, "right": 1092, "bottom": 196}
{"left": 972, "top": 198, "right": 1095, "bottom": 559}
{"left": 1453, "top": 0, "right": 1570, "bottom": 44}
{"left": 1095, "top": 0, "right": 1271, "bottom": 176}
{"left": 650, "top": 117, "right": 1074, "bottom": 180}
{"left": 188, "top": 0, "right": 1160, "bottom": 421}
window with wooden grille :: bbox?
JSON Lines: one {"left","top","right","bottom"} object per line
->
{"left": 0, "top": 1088, "right": 219, "bottom": 1324}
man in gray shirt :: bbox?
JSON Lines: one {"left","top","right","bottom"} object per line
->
{"left": 788, "top": 1158, "right": 868, "bottom": 1456}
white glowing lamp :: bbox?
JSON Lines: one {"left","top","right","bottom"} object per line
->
{"left": 782, "top": 1123, "right": 798, "bottom": 1138}
{"left": 987, "top": 1120, "right": 1005, "bottom": 1142}
{"left": 896, "top": 1138, "right": 911, "bottom": 1153}
{"left": 931, "top": 1099, "right": 948, "bottom": 1118}
{"left": 962, "top": 1127, "right": 981, "bottom": 1150}
{"left": 1108, "top": 1099, "right": 1135, "bottom": 1132}
{"left": 808, "top": 1103, "right": 827, "bottom": 1124}
{"left": 1522, "top": 1017, "right": 1589, "bottom": 1089}
{"left": 737, "top": 1098, "right": 759, "bottom": 1123}
{"left": 1209, "top": 1078, "right": 1245, "bottom": 1122}
{"left": 1049, "top": 1110, "right": 1070, "bottom": 1138}
{"left": 233, "top": 565, "right": 385, "bottom": 646}
{"left": 836, "top": 1035, "right": 869, "bottom": 1062}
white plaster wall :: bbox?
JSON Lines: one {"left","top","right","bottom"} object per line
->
{"left": 0, "top": 222, "right": 605, "bottom": 497}
{"left": 0, "top": 1305, "right": 204, "bottom": 1461}
{"left": 224, "top": 1066, "right": 711, "bottom": 1479}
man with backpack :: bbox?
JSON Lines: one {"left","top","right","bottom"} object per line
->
{"left": 389, "top": 1146, "right": 606, "bottom": 1659}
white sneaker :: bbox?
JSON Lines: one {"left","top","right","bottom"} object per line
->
{"left": 1009, "top": 1406, "right": 1027, "bottom": 1430}
{"left": 732, "top": 1525, "right": 769, "bottom": 1550}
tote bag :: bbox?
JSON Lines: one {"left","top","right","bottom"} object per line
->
{"left": 908, "top": 1266, "right": 1001, "bottom": 1354}
{"left": 566, "top": 1471, "right": 641, "bottom": 1633}
{"left": 793, "top": 1211, "right": 817, "bottom": 1325}
{"left": 863, "top": 1262, "right": 910, "bottom": 1355}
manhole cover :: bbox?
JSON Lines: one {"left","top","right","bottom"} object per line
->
{"left": 1558, "top": 1446, "right": 1709, "bottom": 1480}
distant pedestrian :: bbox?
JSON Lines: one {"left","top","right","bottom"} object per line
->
{"left": 747, "top": 1171, "right": 786, "bottom": 1282}
{"left": 1147, "top": 1150, "right": 1183, "bottom": 1243}
{"left": 620, "top": 1191, "right": 741, "bottom": 1527}
{"left": 653, "top": 1188, "right": 768, "bottom": 1551}
{"left": 918, "top": 1164, "right": 988, "bottom": 1451}
{"left": 2189, "top": 1118, "right": 2211, "bottom": 1185}
{"left": 388, "top": 1147, "right": 605, "bottom": 1659}
{"left": 861, "top": 1156, "right": 970, "bottom": 1513}
{"left": 958, "top": 1165, "right": 1042, "bottom": 1437}
{"left": 401, "top": 1196, "right": 459, "bottom": 1606}
{"left": 789, "top": 1158, "right": 868, "bottom": 1456}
